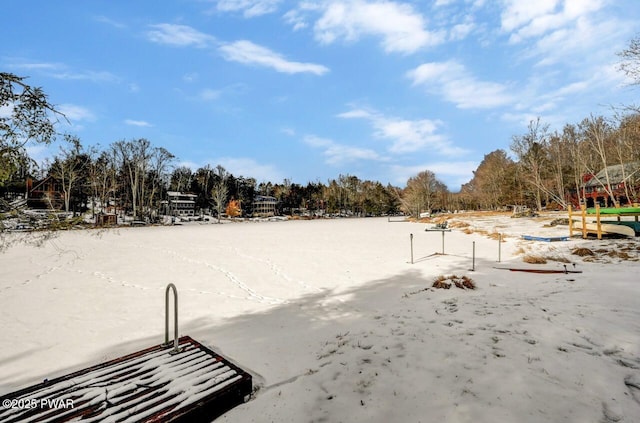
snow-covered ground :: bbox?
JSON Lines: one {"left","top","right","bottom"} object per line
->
{"left": 1, "top": 213, "right": 639, "bottom": 422}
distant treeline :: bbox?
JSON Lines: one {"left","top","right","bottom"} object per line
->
{"left": 3, "top": 38, "right": 640, "bottom": 219}
{"left": 3, "top": 110, "right": 640, "bottom": 220}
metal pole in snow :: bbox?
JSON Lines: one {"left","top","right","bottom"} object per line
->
{"left": 410, "top": 233, "right": 414, "bottom": 264}
{"left": 472, "top": 241, "right": 476, "bottom": 271}
{"left": 498, "top": 233, "right": 502, "bottom": 262}
{"left": 441, "top": 230, "right": 445, "bottom": 254}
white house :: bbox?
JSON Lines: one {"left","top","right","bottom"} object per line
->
{"left": 162, "top": 191, "right": 198, "bottom": 217}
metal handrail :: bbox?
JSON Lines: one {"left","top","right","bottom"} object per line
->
{"left": 164, "top": 283, "right": 182, "bottom": 354}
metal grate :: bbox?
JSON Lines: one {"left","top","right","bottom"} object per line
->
{"left": 0, "top": 336, "right": 252, "bottom": 422}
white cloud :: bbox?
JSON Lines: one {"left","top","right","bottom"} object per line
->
{"left": 551, "top": 80, "right": 590, "bottom": 97}
{"left": 219, "top": 40, "right": 329, "bottom": 75}
{"left": 530, "top": 16, "right": 624, "bottom": 68}
{"left": 531, "top": 102, "right": 557, "bottom": 114}
{"left": 303, "top": 135, "right": 382, "bottom": 165}
{"left": 176, "top": 160, "right": 201, "bottom": 171}
{"left": 10, "top": 62, "right": 118, "bottom": 83}
{"left": 500, "top": 111, "right": 545, "bottom": 128}
{"left": 124, "top": 119, "right": 152, "bottom": 127}
{"left": 500, "top": 0, "right": 560, "bottom": 34}
{"left": 215, "top": 0, "right": 282, "bottom": 17}
{"left": 283, "top": 9, "right": 308, "bottom": 31}
{"left": 389, "top": 161, "right": 478, "bottom": 189}
{"left": 146, "top": 24, "right": 215, "bottom": 48}
{"left": 501, "top": 0, "right": 605, "bottom": 44}
{"left": 10, "top": 62, "right": 62, "bottom": 71}
{"left": 511, "top": 62, "right": 629, "bottom": 125}
{"left": 183, "top": 73, "right": 199, "bottom": 83}
{"left": 25, "top": 144, "right": 58, "bottom": 170}
{"left": 52, "top": 70, "right": 118, "bottom": 82}
{"left": 94, "top": 15, "right": 126, "bottom": 29}
{"left": 215, "top": 157, "right": 285, "bottom": 182}
{"left": 338, "top": 107, "right": 466, "bottom": 155}
{"left": 449, "top": 21, "right": 475, "bottom": 41}
{"left": 376, "top": 119, "right": 451, "bottom": 154}
{"left": 199, "top": 89, "right": 221, "bottom": 101}
{"left": 407, "top": 60, "right": 514, "bottom": 109}
{"left": 58, "top": 104, "right": 95, "bottom": 123}
{"left": 289, "top": 0, "right": 444, "bottom": 54}
{"left": 486, "top": 0, "right": 635, "bottom": 126}
{"left": 337, "top": 109, "right": 372, "bottom": 119}
{"left": 281, "top": 127, "right": 296, "bottom": 136}
{"left": 178, "top": 157, "right": 284, "bottom": 182}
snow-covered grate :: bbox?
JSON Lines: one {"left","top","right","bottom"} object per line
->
{"left": 0, "top": 336, "right": 252, "bottom": 422}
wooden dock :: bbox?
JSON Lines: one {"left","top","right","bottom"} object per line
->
{"left": 0, "top": 336, "right": 252, "bottom": 422}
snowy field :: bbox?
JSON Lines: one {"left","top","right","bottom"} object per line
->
{"left": 1, "top": 213, "right": 640, "bottom": 422}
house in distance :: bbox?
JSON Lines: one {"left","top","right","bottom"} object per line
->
{"left": 161, "top": 191, "right": 197, "bottom": 217}
{"left": 252, "top": 195, "right": 277, "bottom": 217}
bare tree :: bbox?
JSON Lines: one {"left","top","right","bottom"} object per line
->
{"left": 511, "top": 118, "right": 550, "bottom": 211}
{"left": 50, "top": 134, "right": 89, "bottom": 213}
{"left": 403, "top": 170, "right": 447, "bottom": 217}
{"left": 618, "top": 35, "right": 640, "bottom": 86}
{"left": 322, "top": 179, "right": 340, "bottom": 214}
{"left": 210, "top": 165, "right": 229, "bottom": 223}
{"left": 561, "top": 124, "right": 587, "bottom": 206}
{"left": 113, "top": 139, "right": 153, "bottom": 220}
{"left": 146, "top": 147, "right": 174, "bottom": 219}
{"left": 170, "top": 166, "right": 193, "bottom": 192}
{"left": 465, "top": 150, "right": 516, "bottom": 209}
{"left": 86, "top": 148, "right": 118, "bottom": 217}
{"left": 578, "top": 115, "right": 619, "bottom": 206}
{"left": 611, "top": 112, "right": 640, "bottom": 203}
{"left": 194, "top": 164, "right": 213, "bottom": 209}
{"left": 338, "top": 174, "right": 361, "bottom": 215}
{"left": 542, "top": 132, "right": 572, "bottom": 209}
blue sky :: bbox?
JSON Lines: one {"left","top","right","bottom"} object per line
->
{"left": 3, "top": 0, "right": 639, "bottom": 190}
